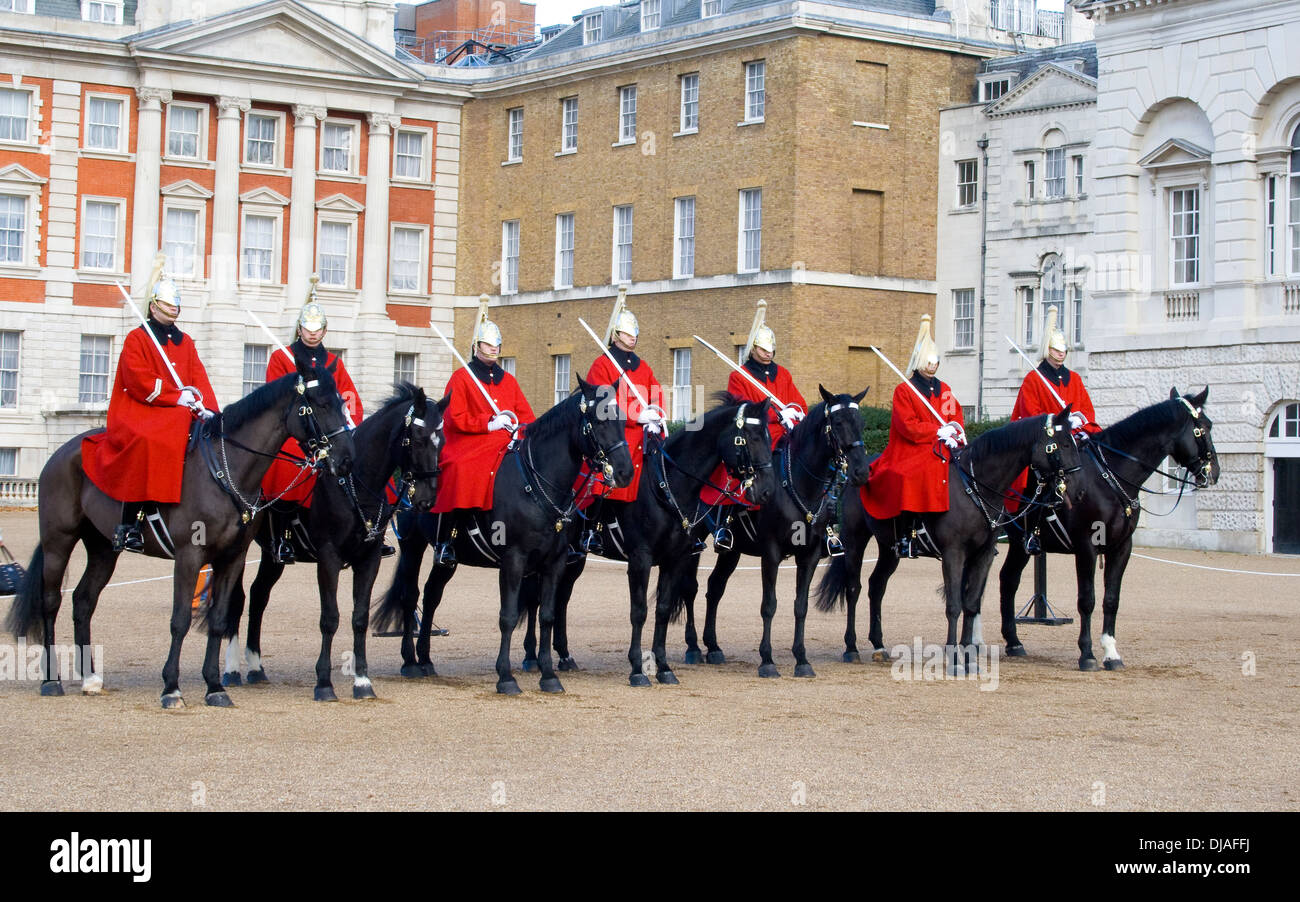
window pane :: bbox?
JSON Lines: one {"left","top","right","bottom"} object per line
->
{"left": 322, "top": 123, "right": 352, "bottom": 172}
{"left": 246, "top": 114, "right": 277, "bottom": 165}
{"left": 746, "top": 62, "right": 765, "bottom": 121}
{"left": 680, "top": 74, "right": 698, "bottom": 132}
{"left": 88, "top": 97, "right": 121, "bottom": 150}
{"left": 672, "top": 348, "right": 692, "bottom": 421}
{"left": 319, "top": 221, "right": 350, "bottom": 286}
{"left": 163, "top": 208, "right": 198, "bottom": 276}
{"left": 554, "top": 354, "right": 571, "bottom": 404}
{"left": 82, "top": 201, "right": 118, "bottom": 270}
{"left": 957, "top": 159, "right": 978, "bottom": 207}
{"left": 167, "top": 106, "right": 201, "bottom": 158}
{"left": 675, "top": 197, "right": 694, "bottom": 278}
{"left": 562, "top": 97, "right": 578, "bottom": 152}
{"left": 741, "top": 188, "right": 761, "bottom": 272}
{"left": 953, "top": 289, "right": 974, "bottom": 349}
{"left": 242, "top": 344, "right": 268, "bottom": 396}
{"left": 508, "top": 108, "right": 523, "bottom": 161}
{"left": 0, "top": 331, "right": 20, "bottom": 408}
{"left": 0, "top": 90, "right": 29, "bottom": 142}
{"left": 614, "top": 206, "right": 633, "bottom": 282}
{"left": 391, "top": 228, "right": 422, "bottom": 291}
{"left": 1045, "top": 147, "right": 1065, "bottom": 198}
{"left": 242, "top": 215, "right": 275, "bottom": 281}
{"left": 394, "top": 352, "right": 417, "bottom": 386}
{"left": 0, "top": 194, "right": 25, "bottom": 264}
{"left": 78, "top": 335, "right": 111, "bottom": 403}
{"left": 502, "top": 220, "right": 519, "bottom": 294}
{"left": 395, "top": 131, "right": 423, "bottom": 178}
{"left": 620, "top": 86, "right": 637, "bottom": 143}
{"left": 556, "top": 213, "right": 574, "bottom": 289}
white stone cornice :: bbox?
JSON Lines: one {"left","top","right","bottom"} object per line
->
{"left": 161, "top": 179, "right": 215, "bottom": 199}
{"left": 217, "top": 96, "right": 251, "bottom": 116}
{"left": 136, "top": 86, "right": 172, "bottom": 108}
{"left": 367, "top": 112, "right": 401, "bottom": 134}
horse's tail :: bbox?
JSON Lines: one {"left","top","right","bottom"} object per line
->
{"left": 371, "top": 568, "right": 411, "bottom": 635}
{"left": 814, "top": 554, "right": 847, "bottom": 614}
{"left": 6, "top": 546, "right": 46, "bottom": 643}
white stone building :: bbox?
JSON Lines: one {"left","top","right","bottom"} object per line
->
{"left": 1080, "top": 0, "right": 1300, "bottom": 553}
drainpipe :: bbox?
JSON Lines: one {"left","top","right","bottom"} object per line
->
{"left": 976, "top": 134, "right": 990, "bottom": 421}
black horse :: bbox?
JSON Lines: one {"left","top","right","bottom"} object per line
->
{"left": 815, "top": 408, "right": 1082, "bottom": 672}
{"left": 373, "top": 377, "right": 634, "bottom": 694}
{"left": 5, "top": 359, "right": 355, "bottom": 707}
{"left": 678, "top": 387, "right": 872, "bottom": 678}
{"left": 220, "top": 383, "right": 447, "bottom": 700}
{"left": 997, "top": 387, "right": 1219, "bottom": 670}
{"left": 541, "top": 396, "right": 777, "bottom": 686}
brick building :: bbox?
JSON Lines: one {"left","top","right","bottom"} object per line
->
{"left": 452, "top": 0, "right": 1089, "bottom": 417}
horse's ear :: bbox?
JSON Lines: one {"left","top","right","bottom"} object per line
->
{"left": 1054, "top": 404, "right": 1073, "bottom": 426}
{"left": 1169, "top": 387, "right": 1180, "bottom": 401}
{"left": 818, "top": 384, "right": 834, "bottom": 404}
{"left": 414, "top": 386, "right": 426, "bottom": 407}
{"left": 575, "top": 374, "right": 592, "bottom": 396}
{"left": 1193, "top": 386, "right": 1209, "bottom": 407}
{"left": 438, "top": 390, "right": 451, "bottom": 412}
{"left": 853, "top": 386, "right": 870, "bottom": 404}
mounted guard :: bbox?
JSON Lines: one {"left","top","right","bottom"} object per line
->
{"left": 859, "top": 313, "right": 966, "bottom": 558}
{"left": 82, "top": 254, "right": 219, "bottom": 553}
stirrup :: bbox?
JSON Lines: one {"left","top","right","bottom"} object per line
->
{"left": 566, "top": 545, "right": 586, "bottom": 565}
{"left": 273, "top": 536, "right": 296, "bottom": 565}
{"left": 435, "top": 541, "right": 457, "bottom": 568}
{"left": 1023, "top": 531, "right": 1042, "bottom": 556}
{"left": 825, "top": 529, "right": 844, "bottom": 558}
{"left": 580, "top": 529, "right": 603, "bottom": 557}
{"left": 895, "top": 534, "right": 918, "bottom": 560}
{"left": 712, "top": 527, "right": 734, "bottom": 552}
{"left": 112, "top": 524, "right": 144, "bottom": 554}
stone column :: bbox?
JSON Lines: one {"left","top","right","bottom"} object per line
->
{"left": 211, "top": 96, "right": 249, "bottom": 305}
{"left": 361, "top": 112, "right": 399, "bottom": 318}
{"left": 130, "top": 86, "right": 171, "bottom": 295}
{"left": 287, "top": 104, "right": 326, "bottom": 309}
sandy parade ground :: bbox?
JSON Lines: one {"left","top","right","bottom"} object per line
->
{"left": 0, "top": 508, "right": 1297, "bottom": 813}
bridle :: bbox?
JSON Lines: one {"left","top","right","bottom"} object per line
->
{"left": 954, "top": 416, "right": 1081, "bottom": 532}
{"left": 342, "top": 401, "right": 443, "bottom": 541}
{"left": 1177, "top": 397, "right": 1217, "bottom": 488}
{"left": 719, "top": 403, "right": 773, "bottom": 504}
{"left": 292, "top": 375, "right": 350, "bottom": 464}
{"left": 782, "top": 401, "right": 861, "bottom": 544}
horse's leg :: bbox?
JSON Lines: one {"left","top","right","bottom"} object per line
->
{"left": 200, "top": 551, "right": 246, "bottom": 706}
{"left": 521, "top": 603, "right": 539, "bottom": 672}
{"left": 626, "top": 551, "right": 653, "bottom": 687}
{"left": 679, "top": 555, "right": 704, "bottom": 664}
{"left": 941, "top": 551, "right": 965, "bottom": 677}
{"left": 998, "top": 531, "right": 1031, "bottom": 656}
{"left": 313, "top": 550, "right": 344, "bottom": 701}
{"left": 1075, "top": 547, "right": 1100, "bottom": 671}
{"left": 222, "top": 575, "right": 247, "bottom": 685}
{"left": 390, "top": 531, "right": 427, "bottom": 677}
{"left": 1099, "top": 538, "right": 1132, "bottom": 670}
{"left": 703, "top": 545, "right": 742, "bottom": 664}
{"left": 959, "top": 543, "right": 998, "bottom": 675}
{"left": 650, "top": 559, "right": 681, "bottom": 685}
{"left": 534, "top": 564, "right": 565, "bottom": 694}
{"left": 791, "top": 550, "right": 821, "bottom": 677}
{"left": 866, "top": 528, "right": 901, "bottom": 661}
{"left": 70, "top": 530, "right": 118, "bottom": 694}
{"left": 841, "top": 540, "right": 866, "bottom": 663}
{"left": 243, "top": 554, "right": 283, "bottom": 684}
{"left": 35, "top": 532, "right": 78, "bottom": 697}
{"left": 554, "top": 556, "right": 584, "bottom": 671}
{"left": 349, "top": 549, "right": 383, "bottom": 699}
{"left": 495, "top": 559, "right": 524, "bottom": 695}
{"left": 161, "top": 553, "right": 203, "bottom": 708}
{"left": 756, "top": 550, "right": 782, "bottom": 678}
{"left": 413, "top": 564, "right": 452, "bottom": 677}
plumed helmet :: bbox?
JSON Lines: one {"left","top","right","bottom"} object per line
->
{"left": 146, "top": 252, "right": 181, "bottom": 312}
{"left": 470, "top": 294, "right": 502, "bottom": 354}
{"left": 905, "top": 314, "right": 940, "bottom": 375}
{"left": 744, "top": 299, "right": 775, "bottom": 358}
{"left": 297, "top": 275, "right": 327, "bottom": 333}
{"left": 603, "top": 286, "right": 638, "bottom": 344}
{"left": 1040, "top": 306, "right": 1068, "bottom": 359}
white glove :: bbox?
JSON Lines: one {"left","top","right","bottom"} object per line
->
{"left": 194, "top": 402, "right": 214, "bottom": 421}
{"left": 778, "top": 407, "right": 804, "bottom": 430}
{"left": 487, "top": 413, "right": 513, "bottom": 432}
{"left": 937, "top": 422, "right": 965, "bottom": 449}
{"left": 949, "top": 422, "right": 967, "bottom": 446}
{"left": 636, "top": 405, "right": 664, "bottom": 426}
{"left": 1068, "top": 411, "right": 1087, "bottom": 432}
{"left": 177, "top": 389, "right": 196, "bottom": 408}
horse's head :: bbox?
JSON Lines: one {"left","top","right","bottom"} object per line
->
{"left": 580, "top": 376, "right": 635, "bottom": 489}
{"left": 718, "top": 398, "right": 775, "bottom": 506}
{"left": 289, "top": 356, "right": 354, "bottom": 478}
{"left": 1029, "top": 406, "right": 1084, "bottom": 505}
{"left": 816, "top": 385, "right": 872, "bottom": 486}
{"left": 395, "top": 386, "right": 447, "bottom": 513}
{"left": 1169, "top": 386, "right": 1219, "bottom": 488}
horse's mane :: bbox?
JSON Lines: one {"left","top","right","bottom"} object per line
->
{"left": 789, "top": 400, "right": 829, "bottom": 455}
{"left": 521, "top": 389, "right": 583, "bottom": 445}
{"left": 375, "top": 382, "right": 425, "bottom": 417}
{"left": 1098, "top": 399, "right": 1183, "bottom": 449}
{"left": 965, "top": 415, "right": 1049, "bottom": 465}
{"left": 204, "top": 370, "right": 332, "bottom": 436}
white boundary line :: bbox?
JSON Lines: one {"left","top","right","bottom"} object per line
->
{"left": 1129, "top": 552, "right": 1300, "bottom": 577}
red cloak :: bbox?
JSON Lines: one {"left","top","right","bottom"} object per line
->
{"left": 1005, "top": 362, "right": 1100, "bottom": 511}
{"left": 82, "top": 323, "right": 219, "bottom": 504}
{"left": 860, "top": 377, "right": 963, "bottom": 520}
{"left": 580, "top": 351, "right": 665, "bottom": 504}
{"left": 699, "top": 361, "right": 805, "bottom": 507}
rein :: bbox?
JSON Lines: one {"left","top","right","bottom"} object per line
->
{"left": 341, "top": 404, "right": 441, "bottom": 542}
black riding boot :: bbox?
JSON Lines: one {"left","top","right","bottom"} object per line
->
{"left": 894, "top": 518, "right": 918, "bottom": 560}
{"left": 580, "top": 501, "right": 604, "bottom": 556}
{"left": 112, "top": 503, "right": 145, "bottom": 553}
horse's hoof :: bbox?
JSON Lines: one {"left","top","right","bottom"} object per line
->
{"left": 314, "top": 686, "right": 339, "bottom": 702}
{"left": 1006, "top": 644, "right": 1028, "bottom": 658}
{"left": 1103, "top": 659, "right": 1125, "bottom": 671}
{"left": 656, "top": 670, "right": 679, "bottom": 685}
{"left": 81, "top": 675, "right": 103, "bottom": 695}
{"left": 1079, "top": 657, "right": 1099, "bottom": 672}
{"left": 160, "top": 692, "right": 185, "bottom": 709}
{"left": 205, "top": 691, "right": 235, "bottom": 708}
{"left": 842, "top": 651, "right": 862, "bottom": 664}
{"left": 496, "top": 679, "right": 522, "bottom": 696}
{"left": 246, "top": 669, "right": 268, "bottom": 684}
{"left": 556, "top": 657, "right": 580, "bottom": 672}
{"left": 521, "top": 658, "right": 539, "bottom": 673}
{"left": 539, "top": 677, "right": 564, "bottom": 694}
{"left": 758, "top": 663, "right": 780, "bottom": 678}
{"left": 400, "top": 664, "right": 423, "bottom": 679}
{"left": 871, "top": 648, "right": 891, "bottom": 664}
{"left": 683, "top": 648, "right": 703, "bottom": 665}
{"left": 221, "top": 671, "right": 242, "bottom": 687}
{"left": 705, "top": 650, "right": 726, "bottom": 665}
{"left": 352, "top": 680, "right": 377, "bottom": 700}
{"left": 420, "top": 663, "right": 438, "bottom": 677}
{"left": 793, "top": 663, "right": 816, "bottom": 678}
{"left": 39, "top": 681, "right": 65, "bottom": 697}
{"left": 629, "top": 673, "right": 652, "bottom": 688}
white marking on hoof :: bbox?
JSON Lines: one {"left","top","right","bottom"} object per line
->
{"left": 224, "top": 636, "right": 244, "bottom": 676}
{"left": 971, "top": 614, "right": 985, "bottom": 647}
{"left": 246, "top": 650, "right": 262, "bottom": 672}
{"left": 354, "top": 676, "right": 373, "bottom": 690}
{"left": 81, "top": 674, "right": 103, "bottom": 695}
{"left": 1100, "top": 633, "right": 1121, "bottom": 662}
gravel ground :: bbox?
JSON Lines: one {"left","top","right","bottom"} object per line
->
{"left": 1, "top": 509, "right": 1297, "bottom": 811}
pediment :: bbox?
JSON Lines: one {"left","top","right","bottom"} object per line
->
{"left": 987, "top": 64, "right": 1097, "bottom": 117}
{"left": 239, "top": 186, "right": 290, "bottom": 206}
{"left": 161, "top": 179, "right": 214, "bottom": 199}
{"left": 316, "top": 193, "right": 364, "bottom": 213}
{"left": 131, "top": 0, "right": 421, "bottom": 82}
{"left": 1138, "top": 138, "right": 1212, "bottom": 169}
{"left": 0, "top": 163, "right": 47, "bottom": 185}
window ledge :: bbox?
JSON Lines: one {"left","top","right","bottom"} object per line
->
{"left": 241, "top": 164, "right": 290, "bottom": 177}
{"left": 0, "top": 140, "right": 41, "bottom": 153}
{"left": 0, "top": 265, "right": 42, "bottom": 279}
{"left": 388, "top": 289, "right": 428, "bottom": 298}
{"left": 501, "top": 158, "right": 522, "bottom": 167}
{"left": 391, "top": 178, "right": 433, "bottom": 190}
{"left": 948, "top": 206, "right": 980, "bottom": 215}
{"left": 161, "top": 157, "right": 213, "bottom": 169}
{"left": 554, "top": 148, "right": 577, "bottom": 157}
{"left": 81, "top": 149, "right": 133, "bottom": 162}
{"left": 737, "top": 119, "right": 765, "bottom": 128}
{"left": 852, "top": 121, "right": 889, "bottom": 130}
{"left": 611, "top": 139, "right": 637, "bottom": 148}
{"left": 317, "top": 172, "right": 363, "bottom": 183}
{"left": 75, "top": 269, "right": 128, "bottom": 283}
{"left": 946, "top": 348, "right": 976, "bottom": 356}
{"left": 673, "top": 128, "right": 698, "bottom": 138}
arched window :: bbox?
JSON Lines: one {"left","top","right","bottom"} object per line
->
{"left": 1269, "top": 401, "right": 1300, "bottom": 439}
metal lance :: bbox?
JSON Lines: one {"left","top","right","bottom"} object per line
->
{"left": 576, "top": 317, "right": 658, "bottom": 414}
{"left": 430, "top": 322, "right": 518, "bottom": 433}
{"left": 114, "top": 280, "right": 192, "bottom": 399}
{"left": 1004, "top": 335, "right": 1068, "bottom": 410}
{"left": 692, "top": 333, "right": 802, "bottom": 415}
{"left": 868, "top": 345, "right": 950, "bottom": 427}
